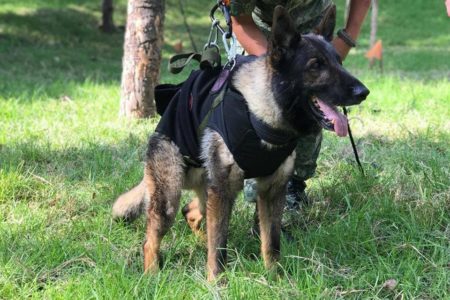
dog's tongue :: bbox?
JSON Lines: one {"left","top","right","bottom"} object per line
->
{"left": 316, "top": 99, "right": 348, "bottom": 137}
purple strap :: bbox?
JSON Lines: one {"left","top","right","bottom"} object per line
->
{"left": 211, "top": 69, "right": 230, "bottom": 93}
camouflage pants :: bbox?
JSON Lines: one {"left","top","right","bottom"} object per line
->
{"left": 243, "top": 130, "right": 322, "bottom": 203}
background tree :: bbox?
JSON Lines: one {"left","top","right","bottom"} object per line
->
{"left": 369, "top": 0, "right": 378, "bottom": 48}
{"left": 100, "top": 0, "right": 116, "bottom": 32}
{"left": 120, "top": 0, "right": 165, "bottom": 118}
{"left": 344, "top": 0, "right": 350, "bottom": 24}
{"left": 368, "top": 0, "right": 379, "bottom": 68}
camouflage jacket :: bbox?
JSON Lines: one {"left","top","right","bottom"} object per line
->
{"left": 229, "top": 0, "right": 333, "bottom": 34}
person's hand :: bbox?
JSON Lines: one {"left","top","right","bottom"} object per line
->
{"left": 331, "top": 36, "right": 352, "bottom": 61}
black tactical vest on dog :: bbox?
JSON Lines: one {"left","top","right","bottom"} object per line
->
{"left": 154, "top": 62, "right": 297, "bottom": 179}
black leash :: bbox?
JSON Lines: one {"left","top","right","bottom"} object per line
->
{"left": 343, "top": 107, "right": 365, "bottom": 176}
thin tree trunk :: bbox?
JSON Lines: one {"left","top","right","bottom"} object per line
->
{"left": 369, "top": 0, "right": 378, "bottom": 68}
{"left": 178, "top": 0, "right": 197, "bottom": 52}
{"left": 344, "top": 0, "right": 351, "bottom": 24}
{"left": 369, "top": 0, "right": 378, "bottom": 48}
{"left": 100, "top": 0, "right": 115, "bottom": 33}
{"left": 120, "top": 0, "right": 165, "bottom": 118}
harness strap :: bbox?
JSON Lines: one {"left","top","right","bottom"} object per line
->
{"left": 168, "top": 47, "right": 221, "bottom": 74}
{"left": 197, "top": 83, "right": 227, "bottom": 137}
{"left": 343, "top": 107, "right": 365, "bottom": 175}
{"left": 168, "top": 52, "right": 202, "bottom": 74}
{"left": 249, "top": 113, "right": 298, "bottom": 146}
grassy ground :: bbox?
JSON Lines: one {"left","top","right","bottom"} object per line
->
{"left": 0, "top": 0, "right": 449, "bottom": 298}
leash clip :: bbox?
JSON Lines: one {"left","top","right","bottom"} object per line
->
{"left": 222, "top": 33, "right": 237, "bottom": 64}
{"left": 205, "top": 19, "right": 219, "bottom": 49}
{"left": 209, "top": 1, "right": 237, "bottom": 65}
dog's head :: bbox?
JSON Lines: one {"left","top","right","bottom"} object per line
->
{"left": 268, "top": 6, "right": 369, "bottom": 136}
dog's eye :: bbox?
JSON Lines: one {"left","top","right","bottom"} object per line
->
{"left": 308, "top": 58, "right": 321, "bottom": 70}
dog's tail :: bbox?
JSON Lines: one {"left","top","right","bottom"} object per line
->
{"left": 112, "top": 179, "right": 147, "bottom": 222}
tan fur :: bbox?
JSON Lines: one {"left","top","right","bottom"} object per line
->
{"left": 142, "top": 139, "right": 185, "bottom": 274}
{"left": 143, "top": 214, "right": 161, "bottom": 274}
{"left": 206, "top": 187, "right": 229, "bottom": 281}
{"left": 181, "top": 168, "right": 207, "bottom": 236}
{"left": 200, "top": 130, "right": 245, "bottom": 280}
{"left": 182, "top": 197, "right": 205, "bottom": 235}
{"left": 256, "top": 152, "right": 295, "bottom": 269}
{"left": 233, "top": 59, "right": 290, "bottom": 131}
{"left": 112, "top": 179, "right": 147, "bottom": 220}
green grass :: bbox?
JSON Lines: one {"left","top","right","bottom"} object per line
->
{"left": 0, "top": 0, "right": 449, "bottom": 298}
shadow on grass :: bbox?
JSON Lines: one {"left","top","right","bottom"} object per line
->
{"left": 0, "top": 6, "right": 211, "bottom": 101}
{"left": 0, "top": 8, "right": 126, "bottom": 100}
{"left": 0, "top": 8, "right": 112, "bottom": 47}
{"left": 0, "top": 134, "right": 145, "bottom": 192}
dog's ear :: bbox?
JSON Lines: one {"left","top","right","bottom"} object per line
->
{"left": 269, "top": 6, "right": 301, "bottom": 63}
{"left": 314, "top": 4, "right": 336, "bottom": 41}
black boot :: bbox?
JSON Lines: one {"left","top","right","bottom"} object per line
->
{"left": 285, "top": 177, "right": 310, "bottom": 210}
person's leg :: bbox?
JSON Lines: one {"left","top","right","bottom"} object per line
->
{"left": 243, "top": 178, "right": 258, "bottom": 202}
{"left": 285, "top": 130, "right": 323, "bottom": 210}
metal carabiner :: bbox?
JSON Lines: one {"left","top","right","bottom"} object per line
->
{"left": 208, "top": 1, "right": 236, "bottom": 67}
{"left": 222, "top": 33, "right": 237, "bottom": 62}
{"left": 204, "top": 20, "right": 219, "bottom": 49}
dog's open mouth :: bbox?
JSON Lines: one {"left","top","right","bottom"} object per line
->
{"left": 309, "top": 96, "right": 348, "bottom": 137}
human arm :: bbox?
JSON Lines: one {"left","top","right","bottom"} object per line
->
{"left": 332, "top": 0, "right": 371, "bottom": 61}
{"left": 231, "top": 14, "right": 268, "bottom": 56}
{"left": 229, "top": 0, "right": 268, "bottom": 55}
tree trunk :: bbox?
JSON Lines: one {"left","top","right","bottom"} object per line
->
{"left": 120, "top": 0, "right": 165, "bottom": 118}
{"left": 344, "top": 0, "right": 350, "bottom": 24}
{"left": 369, "top": 0, "right": 378, "bottom": 68}
{"left": 100, "top": 0, "right": 115, "bottom": 33}
{"left": 369, "top": 0, "right": 378, "bottom": 47}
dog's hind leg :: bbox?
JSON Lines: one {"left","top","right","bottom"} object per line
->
{"left": 182, "top": 188, "right": 207, "bottom": 236}
{"left": 201, "top": 129, "right": 244, "bottom": 281}
{"left": 256, "top": 153, "right": 295, "bottom": 270}
{"left": 142, "top": 136, "right": 185, "bottom": 274}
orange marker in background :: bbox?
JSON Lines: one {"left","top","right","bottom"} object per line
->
{"left": 366, "top": 40, "right": 383, "bottom": 71}
{"left": 365, "top": 40, "right": 383, "bottom": 61}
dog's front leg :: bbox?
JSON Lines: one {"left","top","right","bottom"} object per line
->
{"left": 256, "top": 153, "right": 295, "bottom": 270}
{"left": 205, "top": 185, "right": 235, "bottom": 281}
{"left": 205, "top": 165, "right": 243, "bottom": 281}
{"left": 201, "top": 130, "right": 244, "bottom": 281}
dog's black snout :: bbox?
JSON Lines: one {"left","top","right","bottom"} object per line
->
{"left": 352, "top": 85, "right": 370, "bottom": 101}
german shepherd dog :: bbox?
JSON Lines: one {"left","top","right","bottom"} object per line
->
{"left": 112, "top": 6, "right": 369, "bottom": 281}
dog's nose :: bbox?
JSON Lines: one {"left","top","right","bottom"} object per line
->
{"left": 352, "top": 85, "right": 370, "bottom": 101}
